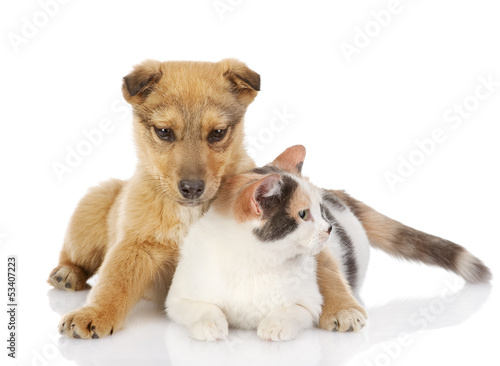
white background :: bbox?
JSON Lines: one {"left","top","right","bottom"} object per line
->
{"left": 1, "top": 0, "right": 499, "bottom": 365}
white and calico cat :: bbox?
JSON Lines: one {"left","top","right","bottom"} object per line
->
{"left": 166, "top": 145, "right": 370, "bottom": 341}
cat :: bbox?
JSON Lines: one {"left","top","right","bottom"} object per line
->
{"left": 165, "top": 145, "right": 371, "bottom": 341}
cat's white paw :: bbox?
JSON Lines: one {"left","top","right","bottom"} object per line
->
{"left": 257, "top": 316, "right": 298, "bottom": 341}
{"left": 189, "top": 316, "right": 229, "bottom": 342}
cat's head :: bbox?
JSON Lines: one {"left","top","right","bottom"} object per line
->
{"left": 214, "top": 145, "right": 332, "bottom": 257}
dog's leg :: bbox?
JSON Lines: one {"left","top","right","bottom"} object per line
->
{"left": 48, "top": 179, "right": 124, "bottom": 291}
{"left": 317, "top": 248, "right": 367, "bottom": 332}
{"left": 58, "top": 238, "right": 174, "bottom": 339}
{"left": 49, "top": 252, "right": 91, "bottom": 292}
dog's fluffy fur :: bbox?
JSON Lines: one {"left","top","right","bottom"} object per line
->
{"left": 49, "top": 59, "right": 491, "bottom": 339}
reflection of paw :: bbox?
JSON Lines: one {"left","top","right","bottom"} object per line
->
{"left": 189, "top": 316, "right": 228, "bottom": 342}
{"left": 48, "top": 265, "right": 88, "bottom": 292}
{"left": 47, "top": 288, "right": 88, "bottom": 316}
{"left": 257, "top": 317, "right": 298, "bottom": 341}
{"left": 59, "top": 306, "right": 117, "bottom": 339}
{"left": 319, "top": 306, "right": 367, "bottom": 332}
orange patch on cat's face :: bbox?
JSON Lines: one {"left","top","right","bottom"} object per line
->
{"left": 288, "top": 185, "right": 312, "bottom": 222}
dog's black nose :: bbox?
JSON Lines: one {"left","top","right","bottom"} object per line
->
{"left": 178, "top": 180, "right": 205, "bottom": 200}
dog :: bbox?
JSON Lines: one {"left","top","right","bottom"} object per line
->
{"left": 49, "top": 59, "right": 490, "bottom": 339}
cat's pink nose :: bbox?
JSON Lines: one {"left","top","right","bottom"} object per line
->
{"left": 326, "top": 225, "right": 332, "bottom": 235}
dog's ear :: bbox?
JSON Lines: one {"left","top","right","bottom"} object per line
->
{"left": 270, "top": 145, "right": 306, "bottom": 175}
{"left": 221, "top": 58, "right": 260, "bottom": 105}
{"left": 122, "top": 59, "right": 163, "bottom": 105}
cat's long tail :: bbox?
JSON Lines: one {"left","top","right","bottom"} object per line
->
{"left": 332, "top": 190, "right": 492, "bottom": 283}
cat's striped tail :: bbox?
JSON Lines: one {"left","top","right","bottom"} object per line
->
{"left": 332, "top": 190, "right": 492, "bottom": 283}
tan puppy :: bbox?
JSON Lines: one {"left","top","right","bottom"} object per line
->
{"left": 50, "top": 59, "right": 260, "bottom": 338}
{"left": 49, "top": 59, "right": 490, "bottom": 339}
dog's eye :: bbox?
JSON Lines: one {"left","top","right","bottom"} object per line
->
{"left": 298, "top": 209, "right": 310, "bottom": 221}
{"left": 155, "top": 127, "right": 175, "bottom": 142}
{"left": 208, "top": 128, "right": 227, "bottom": 143}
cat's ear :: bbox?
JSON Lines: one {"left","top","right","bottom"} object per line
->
{"left": 252, "top": 174, "right": 282, "bottom": 215}
{"left": 235, "top": 174, "right": 281, "bottom": 220}
{"left": 271, "top": 145, "right": 306, "bottom": 174}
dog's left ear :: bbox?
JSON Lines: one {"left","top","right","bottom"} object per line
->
{"left": 221, "top": 58, "right": 260, "bottom": 106}
{"left": 270, "top": 145, "right": 306, "bottom": 174}
{"left": 122, "top": 59, "right": 163, "bottom": 105}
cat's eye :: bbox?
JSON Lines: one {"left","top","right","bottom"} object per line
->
{"left": 155, "top": 127, "right": 175, "bottom": 142}
{"left": 208, "top": 128, "right": 228, "bottom": 143}
{"left": 298, "top": 209, "right": 310, "bottom": 221}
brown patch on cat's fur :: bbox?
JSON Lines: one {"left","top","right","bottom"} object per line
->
{"left": 317, "top": 248, "right": 367, "bottom": 332}
{"left": 50, "top": 59, "right": 260, "bottom": 339}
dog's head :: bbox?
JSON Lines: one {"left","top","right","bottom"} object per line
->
{"left": 122, "top": 59, "right": 260, "bottom": 206}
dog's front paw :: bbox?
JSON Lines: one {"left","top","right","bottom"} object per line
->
{"left": 48, "top": 265, "right": 88, "bottom": 291}
{"left": 319, "top": 305, "right": 367, "bottom": 332}
{"left": 189, "top": 316, "right": 228, "bottom": 342}
{"left": 59, "top": 306, "right": 117, "bottom": 339}
{"left": 257, "top": 316, "right": 298, "bottom": 341}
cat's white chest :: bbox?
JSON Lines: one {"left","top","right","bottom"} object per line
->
{"left": 212, "top": 254, "right": 322, "bottom": 329}
{"left": 168, "top": 212, "right": 323, "bottom": 330}
{"left": 222, "top": 265, "right": 294, "bottom": 328}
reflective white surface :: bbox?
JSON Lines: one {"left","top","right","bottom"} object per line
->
{"left": 14, "top": 253, "right": 497, "bottom": 366}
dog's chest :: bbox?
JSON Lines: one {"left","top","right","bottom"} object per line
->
{"left": 157, "top": 205, "right": 205, "bottom": 244}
